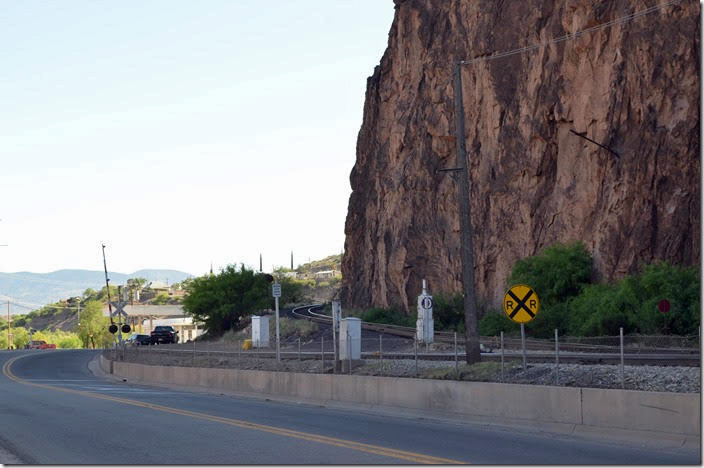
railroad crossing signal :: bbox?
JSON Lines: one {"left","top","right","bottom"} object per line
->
{"left": 108, "top": 300, "right": 130, "bottom": 334}
{"left": 503, "top": 284, "right": 540, "bottom": 323}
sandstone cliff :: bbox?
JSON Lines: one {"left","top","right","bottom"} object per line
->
{"left": 342, "top": 0, "right": 700, "bottom": 313}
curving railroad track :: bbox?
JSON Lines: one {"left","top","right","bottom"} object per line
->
{"left": 290, "top": 304, "right": 701, "bottom": 366}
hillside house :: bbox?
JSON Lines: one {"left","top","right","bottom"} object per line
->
{"left": 314, "top": 270, "right": 338, "bottom": 279}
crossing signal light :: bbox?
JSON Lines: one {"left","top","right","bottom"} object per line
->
{"left": 109, "top": 324, "right": 118, "bottom": 334}
{"left": 121, "top": 324, "right": 131, "bottom": 334}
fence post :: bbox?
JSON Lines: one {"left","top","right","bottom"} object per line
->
{"left": 193, "top": 339, "right": 196, "bottom": 366}
{"left": 298, "top": 337, "right": 301, "bottom": 361}
{"left": 554, "top": 329, "right": 559, "bottom": 385}
{"left": 207, "top": 340, "right": 210, "bottom": 367}
{"left": 379, "top": 334, "right": 383, "bottom": 376}
{"left": 414, "top": 339, "right": 418, "bottom": 377}
{"left": 347, "top": 331, "right": 352, "bottom": 375}
{"left": 321, "top": 335, "right": 325, "bottom": 372}
{"left": 500, "top": 331, "right": 504, "bottom": 383}
{"left": 521, "top": 323, "right": 527, "bottom": 370}
{"left": 620, "top": 327, "right": 625, "bottom": 389}
{"left": 222, "top": 340, "right": 226, "bottom": 368}
{"left": 454, "top": 332, "right": 458, "bottom": 377}
{"left": 238, "top": 339, "right": 241, "bottom": 362}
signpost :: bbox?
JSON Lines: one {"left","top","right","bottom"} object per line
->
{"left": 332, "top": 301, "right": 341, "bottom": 372}
{"left": 503, "top": 284, "right": 540, "bottom": 369}
{"left": 273, "top": 282, "right": 281, "bottom": 361}
{"left": 416, "top": 280, "right": 434, "bottom": 347}
{"left": 658, "top": 299, "right": 670, "bottom": 334}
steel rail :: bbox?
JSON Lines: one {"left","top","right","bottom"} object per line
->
{"left": 288, "top": 304, "right": 699, "bottom": 357}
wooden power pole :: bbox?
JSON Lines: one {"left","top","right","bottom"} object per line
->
{"left": 453, "top": 61, "right": 482, "bottom": 364}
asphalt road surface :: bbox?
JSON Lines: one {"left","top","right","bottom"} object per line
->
{"left": 0, "top": 349, "right": 698, "bottom": 464}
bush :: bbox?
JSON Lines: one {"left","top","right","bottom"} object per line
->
{"left": 566, "top": 262, "right": 699, "bottom": 336}
{"left": 152, "top": 292, "right": 170, "bottom": 305}
{"left": 270, "top": 317, "right": 319, "bottom": 340}
{"left": 58, "top": 335, "right": 83, "bottom": 349}
{"left": 499, "top": 243, "right": 699, "bottom": 338}
{"left": 361, "top": 307, "right": 415, "bottom": 327}
{"left": 432, "top": 293, "right": 465, "bottom": 332}
{"left": 479, "top": 310, "right": 520, "bottom": 336}
{"left": 183, "top": 265, "right": 271, "bottom": 335}
{"left": 276, "top": 276, "right": 310, "bottom": 307}
{"left": 508, "top": 242, "right": 592, "bottom": 307}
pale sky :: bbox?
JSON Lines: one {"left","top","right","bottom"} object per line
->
{"left": 1, "top": 1, "right": 395, "bottom": 276}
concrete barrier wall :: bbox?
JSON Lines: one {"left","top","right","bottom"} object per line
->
{"left": 103, "top": 357, "right": 699, "bottom": 436}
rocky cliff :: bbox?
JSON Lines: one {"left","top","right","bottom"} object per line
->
{"left": 342, "top": 0, "right": 700, "bottom": 313}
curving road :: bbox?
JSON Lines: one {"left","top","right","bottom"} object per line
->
{"left": 0, "top": 349, "right": 698, "bottom": 464}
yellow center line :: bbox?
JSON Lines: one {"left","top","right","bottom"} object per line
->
{"left": 3, "top": 355, "right": 467, "bottom": 465}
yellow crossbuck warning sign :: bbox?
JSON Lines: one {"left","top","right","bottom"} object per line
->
{"left": 503, "top": 284, "right": 540, "bottom": 323}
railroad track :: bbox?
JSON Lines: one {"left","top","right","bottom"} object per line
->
{"left": 290, "top": 304, "right": 701, "bottom": 366}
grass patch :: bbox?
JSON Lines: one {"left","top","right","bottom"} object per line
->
{"left": 422, "top": 361, "right": 519, "bottom": 381}
{"left": 269, "top": 317, "right": 319, "bottom": 340}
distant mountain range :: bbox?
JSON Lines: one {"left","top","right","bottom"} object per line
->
{"left": 0, "top": 269, "right": 193, "bottom": 314}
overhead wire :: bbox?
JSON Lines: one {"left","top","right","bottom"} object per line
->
{"left": 460, "top": 0, "right": 682, "bottom": 65}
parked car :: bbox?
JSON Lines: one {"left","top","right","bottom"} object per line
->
{"left": 26, "top": 340, "right": 46, "bottom": 349}
{"left": 25, "top": 340, "right": 56, "bottom": 349}
{"left": 150, "top": 326, "right": 179, "bottom": 344}
{"left": 126, "top": 333, "right": 151, "bottom": 346}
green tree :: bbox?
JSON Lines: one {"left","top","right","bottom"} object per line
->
{"left": 77, "top": 300, "right": 112, "bottom": 348}
{"left": 275, "top": 276, "right": 309, "bottom": 306}
{"left": 127, "top": 277, "right": 147, "bottom": 290}
{"left": 567, "top": 263, "right": 699, "bottom": 336}
{"left": 506, "top": 242, "right": 592, "bottom": 337}
{"left": 11, "top": 327, "right": 29, "bottom": 349}
{"left": 152, "top": 292, "right": 170, "bottom": 305}
{"left": 183, "top": 264, "right": 271, "bottom": 335}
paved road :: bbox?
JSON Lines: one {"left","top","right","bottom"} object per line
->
{"left": 0, "top": 349, "right": 698, "bottom": 464}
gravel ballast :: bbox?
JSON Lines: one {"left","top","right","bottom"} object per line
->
{"left": 114, "top": 347, "right": 700, "bottom": 393}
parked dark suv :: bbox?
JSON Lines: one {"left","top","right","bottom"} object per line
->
{"left": 150, "top": 326, "right": 179, "bottom": 344}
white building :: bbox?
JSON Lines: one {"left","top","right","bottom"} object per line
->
{"left": 142, "top": 317, "right": 204, "bottom": 343}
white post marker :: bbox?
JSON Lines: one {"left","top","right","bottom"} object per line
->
{"left": 272, "top": 282, "right": 282, "bottom": 362}
{"left": 416, "top": 279, "right": 434, "bottom": 345}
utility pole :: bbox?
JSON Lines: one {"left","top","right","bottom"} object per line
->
{"left": 102, "top": 243, "right": 121, "bottom": 344}
{"left": 7, "top": 300, "right": 10, "bottom": 350}
{"left": 290, "top": 251, "right": 293, "bottom": 270}
{"left": 259, "top": 254, "right": 263, "bottom": 272}
{"left": 453, "top": 61, "right": 481, "bottom": 364}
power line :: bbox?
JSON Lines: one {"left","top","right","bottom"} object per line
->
{"left": 461, "top": 0, "right": 681, "bottom": 66}
{"left": 1, "top": 299, "right": 81, "bottom": 312}
{"left": 0, "top": 271, "right": 100, "bottom": 288}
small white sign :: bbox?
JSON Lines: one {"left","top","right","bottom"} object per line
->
{"left": 272, "top": 283, "right": 281, "bottom": 298}
{"left": 421, "top": 296, "right": 433, "bottom": 310}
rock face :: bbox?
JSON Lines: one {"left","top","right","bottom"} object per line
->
{"left": 342, "top": 0, "right": 700, "bottom": 313}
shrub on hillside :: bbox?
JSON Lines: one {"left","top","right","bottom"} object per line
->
{"left": 432, "top": 293, "right": 465, "bottom": 332}
{"left": 508, "top": 242, "right": 592, "bottom": 306}
{"left": 566, "top": 262, "right": 699, "bottom": 336}
{"left": 478, "top": 310, "right": 520, "bottom": 336}
{"left": 362, "top": 307, "right": 415, "bottom": 327}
